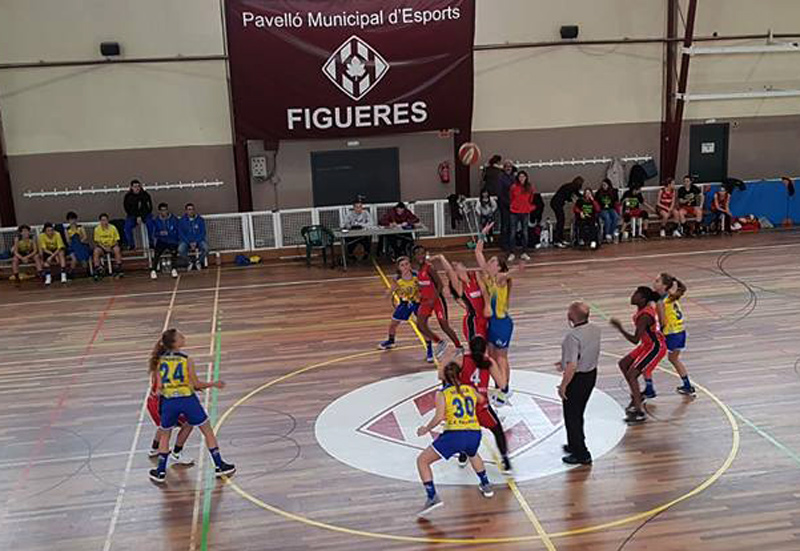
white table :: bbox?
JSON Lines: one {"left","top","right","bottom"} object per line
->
{"left": 333, "top": 225, "right": 428, "bottom": 270}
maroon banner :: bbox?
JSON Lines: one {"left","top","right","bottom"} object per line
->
{"left": 225, "top": 0, "right": 475, "bottom": 141}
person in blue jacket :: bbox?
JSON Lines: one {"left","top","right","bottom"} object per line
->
{"left": 178, "top": 203, "right": 208, "bottom": 271}
{"left": 148, "top": 202, "right": 180, "bottom": 279}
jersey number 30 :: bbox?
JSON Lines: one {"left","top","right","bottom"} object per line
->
{"left": 452, "top": 396, "right": 475, "bottom": 418}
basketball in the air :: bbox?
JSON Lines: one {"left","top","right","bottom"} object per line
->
{"left": 458, "top": 142, "right": 481, "bottom": 166}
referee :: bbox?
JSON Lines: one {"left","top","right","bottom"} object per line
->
{"left": 556, "top": 301, "right": 601, "bottom": 465}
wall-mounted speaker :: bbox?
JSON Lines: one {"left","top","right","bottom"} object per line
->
{"left": 560, "top": 25, "right": 579, "bottom": 40}
{"left": 100, "top": 42, "right": 121, "bottom": 57}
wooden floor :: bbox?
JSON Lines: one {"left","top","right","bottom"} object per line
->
{"left": 3, "top": 231, "right": 800, "bottom": 551}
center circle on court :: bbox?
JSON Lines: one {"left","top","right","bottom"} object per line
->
{"left": 314, "top": 369, "right": 627, "bottom": 484}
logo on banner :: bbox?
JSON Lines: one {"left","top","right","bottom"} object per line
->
{"left": 315, "top": 370, "right": 626, "bottom": 484}
{"left": 322, "top": 35, "right": 389, "bottom": 100}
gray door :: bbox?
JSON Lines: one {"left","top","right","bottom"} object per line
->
{"left": 689, "top": 123, "right": 729, "bottom": 183}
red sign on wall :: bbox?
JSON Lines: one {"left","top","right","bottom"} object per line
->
{"left": 225, "top": 0, "right": 475, "bottom": 141}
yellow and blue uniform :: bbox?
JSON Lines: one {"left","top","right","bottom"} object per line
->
{"left": 157, "top": 351, "right": 208, "bottom": 429}
{"left": 431, "top": 383, "right": 482, "bottom": 459}
{"left": 392, "top": 272, "right": 420, "bottom": 321}
{"left": 93, "top": 224, "right": 120, "bottom": 249}
{"left": 67, "top": 225, "right": 91, "bottom": 261}
{"left": 38, "top": 232, "right": 64, "bottom": 254}
{"left": 485, "top": 277, "right": 514, "bottom": 349}
{"left": 15, "top": 237, "right": 35, "bottom": 256}
{"left": 662, "top": 295, "right": 687, "bottom": 351}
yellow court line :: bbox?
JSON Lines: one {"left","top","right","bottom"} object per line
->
{"left": 372, "top": 259, "right": 556, "bottom": 549}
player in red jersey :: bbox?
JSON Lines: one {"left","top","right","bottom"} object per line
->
{"left": 440, "top": 336, "right": 511, "bottom": 471}
{"left": 412, "top": 245, "right": 462, "bottom": 362}
{"left": 610, "top": 286, "right": 666, "bottom": 424}
{"left": 432, "top": 253, "right": 489, "bottom": 342}
{"left": 146, "top": 369, "right": 195, "bottom": 464}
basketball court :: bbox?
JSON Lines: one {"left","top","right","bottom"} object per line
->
{"left": 1, "top": 232, "right": 800, "bottom": 551}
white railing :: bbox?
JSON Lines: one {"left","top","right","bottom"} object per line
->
{"left": 0, "top": 178, "right": 788, "bottom": 256}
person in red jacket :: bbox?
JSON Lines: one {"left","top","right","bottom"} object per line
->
{"left": 379, "top": 202, "right": 420, "bottom": 260}
{"left": 573, "top": 189, "right": 601, "bottom": 249}
{"left": 508, "top": 171, "right": 535, "bottom": 261}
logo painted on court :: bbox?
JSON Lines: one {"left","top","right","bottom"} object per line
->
{"left": 322, "top": 35, "right": 389, "bottom": 100}
{"left": 315, "top": 370, "right": 627, "bottom": 485}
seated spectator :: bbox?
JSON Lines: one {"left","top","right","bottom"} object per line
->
{"left": 147, "top": 202, "right": 180, "bottom": 279}
{"left": 656, "top": 177, "right": 681, "bottom": 238}
{"left": 178, "top": 203, "right": 208, "bottom": 271}
{"left": 508, "top": 170, "right": 535, "bottom": 261}
{"left": 711, "top": 186, "right": 733, "bottom": 235}
{"left": 620, "top": 185, "right": 649, "bottom": 239}
{"left": 379, "top": 202, "right": 420, "bottom": 260}
{"left": 38, "top": 222, "right": 68, "bottom": 285}
{"left": 676, "top": 176, "right": 704, "bottom": 236}
{"left": 93, "top": 213, "right": 123, "bottom": 279}
{"left": 65, "top": 211, "right": 92, "bottom": 273}
{"left": 477, "top": 189, "right": 498, "bottom": 243}
{"left": 595, "top": 178, "right": 620, "bottom": 243}
{"left": 573, "top": 188, "right": 601, "bottom": 249}
{"left": 11, "top": 224, "right": 42, "bottom": 282}
{"left": 123, "top": 179, "right": 153, "bottom": 250}
{"left": 341, "top": 198, "right": 373, "bottom": 261}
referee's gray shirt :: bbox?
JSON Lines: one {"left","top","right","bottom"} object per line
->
{"left": 561, "top": 321, "right": 601, "bottom": 372}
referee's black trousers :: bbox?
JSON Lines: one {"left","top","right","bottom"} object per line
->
{"left": 563, "top": 369, "right": 597, "bottom": 460}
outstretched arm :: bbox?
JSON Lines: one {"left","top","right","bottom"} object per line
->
{"left": 432, "top": 254, "right": 462, "bottom": 297}
{"left": 475, "top": 223, "right": 493, "bottom": 271}
{"left": 417, "top": 393, "right": 445, "bottom": 435}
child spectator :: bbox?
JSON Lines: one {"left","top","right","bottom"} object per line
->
{"left": 93, "top": 213, "right": 123, "bottom": 279}
{"left": 595, "top": 178, "right": 620, "bottom": 243}
{"left": 508, "top": 170, "right": 535, "bottom": 261}
{"left": 65, "top": 211, "right": 92, "bottom": 273}
{"left": 573, "top": 189, "right": 601, "bottom": 249}
{"left": 178, "top": 203, "right": 208, "bottom": 271}
{"left": 11, "top": 225, "right": 42, "bottom": 282}
{"left": 123, "top": 179, "right": 153, "bottom": 250}
{"left": 620, "top": 185, "right": 649, "bottom": 239}
{"left": 477, "top": 189, "right": 498, "bottom": 243}
{"left": 148, "top": 202, "right": 180, "bottom": 279}
{"left": 38, "top": 222, "right": 68, "bottom": 285}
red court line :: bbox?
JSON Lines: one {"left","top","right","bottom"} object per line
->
{"left": 9, "top": 284, "right": 119, "bottom": 498}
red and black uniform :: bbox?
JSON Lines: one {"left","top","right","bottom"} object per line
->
{"left": 626, "top": 304, "right": 666, "bottom": 378}
{"left": 658, "top": 187, "right": 676, "bottom": 214}
{"left": 417, "top": 261, "right": 447, "bottom": 321}
{"left": 146, "top": 373, "right": 187, "bottom": 427}
{"left": 459, "top": 355, "right": 509, "bottom": 459}
{"left": 460, "top": 273, "right": 488, "bottom": 341}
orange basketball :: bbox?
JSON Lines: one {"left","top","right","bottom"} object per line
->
{"left": 458, "top": 142, "right": 481, "bottom": 166}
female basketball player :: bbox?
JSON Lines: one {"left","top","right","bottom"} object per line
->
{"left": 653, "top": 273, "right": 695, "bottom": 396}
{"left": 610, "top": 286, "right": 666, "bottom": 424}
{"left": 148, "top": 329, "right": 235, "bottom": 483}
{"left": 475, "top": 223, "right": 522, "bottom": 405}
{"left": 431, "top": 253, "right": 489, "bottom": 343}
{"left": 11, "top": 225, "right": 43, "bottom": 282}
{"left": 446, "top": 336, "right": 511, "bottom": 472}
{"left": 415, "top": 361, "right": 494, "bottom": 517}
{"left": 412, "top": 245, "right": 462, "bottom": 362}
{"left": 378, "top": 256, "right": 420, "bottom": 350}
{"left": 657, "top": 177, "right": 681, "bottom": 238}
{"left": 146, "top": 371, "right": 195, "bottom": 465}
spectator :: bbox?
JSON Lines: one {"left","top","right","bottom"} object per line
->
{"left": 178, "top": 203, "right": 208, "bottom": 271}
{"left": 11, "top": 224, "right": 42, "bottom": 282}
{"left": 508, "top": 170, "right": 535, "bottom": 261}
{"left": 656, "top": 177, "right": 680, "bottom": 238}
{"left": 711, "top": 186, "right": 733, "bottom": 235}
{"left": 496, "top": 161, "right": 515, "bottom": 253}
{"left": 65, "top": 211, "right": 92, "bottom": 274}
{"left": 573, "top": 188, "right": 601, "bottom": 249}
{"left": 550, "top": 176, "right": 584, "bottom": 248}
{"left": 379, "top": 202, "right": 420, "bottom": 260}
{"left": 147, "top": 202, "right": 180, "bottom": 279}
{"left": 676, "top": 176, "right": 704, "bottom": 236}
{"left": 38, "top": 222, "right": 68, "bottom": 285}
{"left": 93, "top": 213, "right": 123, "bottom": 279}
{"left": 477, "top": 189, "right": 498, "bottom": 244}
{"left": 123, "top": 179, "right": 153, "bottom": 250}
{"left": 341, "top": 198, "right": 374, "bottom": 261}
{"left": 481, "top": 154, "right": 503, "bottom": 197}
{"left": 595, "top": 178, "right": 620, "bottom": 243}
{"left": 620, "top": 185, "right": 649, "bottom": 239}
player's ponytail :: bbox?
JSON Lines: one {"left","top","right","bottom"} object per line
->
{"left": 658, "top": 272, "right": 676, "bottom": 290}
{"left": 443, "top": 361, "right": 462, "bottom": 396}
{"left": 149, "top": 329, "right": 178, "bottom": 373}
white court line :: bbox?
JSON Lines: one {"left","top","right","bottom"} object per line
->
{"left": 188, "top": 265, "right": 222, "bottom": 551}
{"left": 102, "top": 276, "right": 181, "bottom": 551}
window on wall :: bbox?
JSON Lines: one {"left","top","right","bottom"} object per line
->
{"left": 310, "top": 147, "right": 401, "bottom": 207}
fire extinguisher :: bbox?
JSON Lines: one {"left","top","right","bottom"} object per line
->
{"left": 438, "top": 161, "right": 451, "bottom": 184}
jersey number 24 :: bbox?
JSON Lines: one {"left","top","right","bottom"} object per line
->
{"left": 160, "top": 362, "right": 184, "bottom": 384}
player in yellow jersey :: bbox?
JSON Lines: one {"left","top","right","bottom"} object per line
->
{"left": 11, "top": 225, "right": 43, "bottom": 283}
{"left": 378, "top": 256, "right": 421, "bottom": 350}
{"left": 654, "top": 273, "right": 695, "bottom": 396}
{"left": 38, "top": 223, "right": 68, "bottom": 285}
{"left": 92, "top": 213, "right": 123, "bottom": 280}
{"left": 415, "top": 362, "right": 494, "bottom": 518}
{"left": 147, "top": 329, "right": 235, "bottom": 483}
